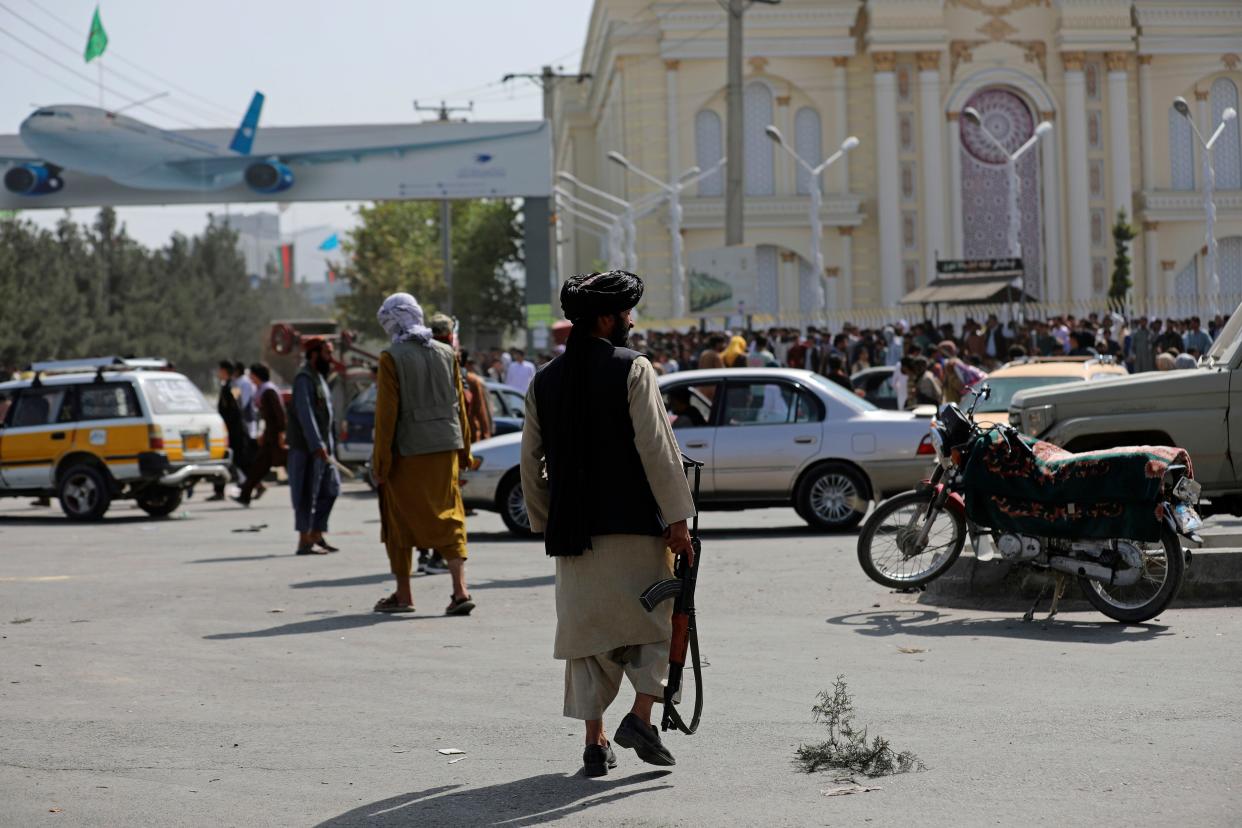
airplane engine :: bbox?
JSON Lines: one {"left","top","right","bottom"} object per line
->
{"left": 4, "top": 163, "right": 63, "bottom": 196}
{"left": 244, "top": 160, "right": 294, "bottom": 194}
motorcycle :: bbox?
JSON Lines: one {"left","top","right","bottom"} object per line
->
{"left": 857, "top": 384, "right": 1202, "bottom": 623}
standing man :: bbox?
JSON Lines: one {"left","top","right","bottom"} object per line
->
{"left": 697, "top": 334, "right": 727, "bottom": 370}
{"left": 371, "top": 296, "right": 475, "bottom": 616}
{"left": 212, "top": 360, "right": 250, "bottom": 501}
{"left": 233, "top": 363, "right": 285, "bottom": 506}
{"left": 1183, "top": 316, "right": 1213, "bottom": 357}
{"left": 234, "top": 360, "right": 257, "bottom": 439}
{"left": 460, "top": 351, "right": 494, "bottom": 444}
{"left": 504, "top": 347, "right": 537, "bottom": 393}
{"left": 520, "top": 271, "right": 696, "bottom": 778}
{"left": 285, "top": 337, "right": 341, "bottom": 556}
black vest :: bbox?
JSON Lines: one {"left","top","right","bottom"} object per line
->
{"left": 533, "top": 339, "right": 665, "bottom": 556}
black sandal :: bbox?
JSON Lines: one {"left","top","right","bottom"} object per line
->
{"left": 445, "top": 595, "right": 476, "bottom": 616}
{"left": 314, "top": 539, "right": 340, "bottom": 553}
{"left": 374, "top": 593, "right": 414, "bottom": 613}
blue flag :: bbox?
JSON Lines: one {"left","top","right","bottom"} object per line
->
{"left": 318, "top": 233, "right": 339, "bottom": 251}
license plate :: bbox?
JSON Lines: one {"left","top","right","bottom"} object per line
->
{"left": 183, "top": 433, "right": 207, "bottom": 453}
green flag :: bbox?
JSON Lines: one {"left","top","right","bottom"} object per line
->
{"left": 84, "top": 7, "right": 107, "bottom": 63}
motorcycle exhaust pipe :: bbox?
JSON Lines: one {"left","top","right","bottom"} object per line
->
{"left": 1047, "top": 556, "right": 1140, "bottom": 587}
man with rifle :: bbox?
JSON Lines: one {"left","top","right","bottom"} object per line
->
{"left": 520, "top": 270, "right": 696, "bottom": 778}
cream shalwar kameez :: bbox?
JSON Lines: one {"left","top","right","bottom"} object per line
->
{"left": 521, "top": 355, "right": 696, "bottom": 720}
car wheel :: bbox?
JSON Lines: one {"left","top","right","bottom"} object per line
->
{"left": 58, "top": 463, "right": 112, "bottom": 521}
{"left": 795, "top": 463, "right": 869, "bottom": 531}
{"left": 496, "top": 470, "right": 533, "bottom": 537}
{"left": 135, "top": 485, "right": 184, "bottom": 518}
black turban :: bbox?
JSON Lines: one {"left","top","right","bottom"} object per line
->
{"left": 560, "top": 270, "right": 644, "bottom": 322}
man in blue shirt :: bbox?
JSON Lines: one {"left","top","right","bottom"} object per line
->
{"left": 1183, "top": 316, "right": 1213, "bottom": 358}
{"left": 285, "top": 337, "right": 341, "bottom": 556}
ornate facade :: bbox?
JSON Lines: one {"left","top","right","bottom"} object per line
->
{"left": 553, "top": 0, "right": 1242, "bottom": 325}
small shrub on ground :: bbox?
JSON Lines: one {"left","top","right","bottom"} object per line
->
{"left": 795, "top": 675, "right": 925, "bottom": 777}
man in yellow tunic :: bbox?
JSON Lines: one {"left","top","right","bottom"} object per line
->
{"left": 371, "top": 293, "right": 475, "bottom": 616}
{"left": 521, "top": 271, "right": 696, "bottom": 778}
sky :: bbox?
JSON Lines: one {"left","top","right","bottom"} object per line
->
{"left": 0, "top": 0, "right": 595, "bottom": 248}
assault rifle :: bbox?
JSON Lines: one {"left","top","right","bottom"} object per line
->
{"left": 639, "top": 455, "right": 704, "bottom": 735}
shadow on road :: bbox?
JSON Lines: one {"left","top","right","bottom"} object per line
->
{"left": 189, "top": 554, "right": 289, "bottom": 564}
{"left": 291, "top": 572, "right": 390, "bottom": 589}
{"left": 0, "top": 514, "right": 159, "bottom": 526}
{"left": 825, "top": 609, "right": 1173, "bottom": 643}
{"left": 288, "top": 573, "right": 554, "bottom": 591}
{"left": 203, "top": 612, "right": 437, "bottom": 639}
{"left": 315, "top": 771, "right": 673, "bottom": 827}
{"left": 697, "top": 525, "right": 856, "bottom": 541}
{"left": 472, "top": 574, "right": 554, "bottom": 591}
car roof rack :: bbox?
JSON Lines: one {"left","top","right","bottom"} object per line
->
{"left": 28, "top": 356, "right": 169, "bottom": 387}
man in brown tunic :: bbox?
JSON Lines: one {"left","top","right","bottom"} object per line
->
{"left": 371, "top": 293, "right": 475, "bottom": 616}
{"left": 521, "top": 271, "right": 695, "bottom": 778}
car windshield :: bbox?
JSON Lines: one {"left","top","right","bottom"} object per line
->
{"left": 1206, "top": 300, "right": 1242, "bottom": 366}
{"left": 807, "top": 374, "right": 878, "bottom": 411}
{"left": 143, "top": 377, "right": 213, "bottom": 414}
{"left": 975, "top": 376, "right": 1081, "bottom": 412}
{"left": 348, "top": 384, "right": 377, "bottom": 413}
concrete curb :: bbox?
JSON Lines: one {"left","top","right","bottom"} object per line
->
{"left": 917, "top": 546, "right": 1242, "bottom": 610}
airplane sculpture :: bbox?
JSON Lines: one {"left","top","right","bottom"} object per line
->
{"left": 0, "top": 91, "right": 489, "bottom": 197}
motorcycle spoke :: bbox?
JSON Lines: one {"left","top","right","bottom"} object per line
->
{"left": 868, "top": 503, "right": 961, "bottom": 582}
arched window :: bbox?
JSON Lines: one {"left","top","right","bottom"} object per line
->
{"left": 1220, "top": 236, "right": 1242, "bottom": 304}
{"left": 743, "top": 82, "right": 775, "bottom": 196}
{"left": 1169, "top": 105, "right": 1196, "bottom": 191}
{"left": 694, "top": 109, "right": 724, "bottom": 197}
{"left": 794, "top": 107, "right": 822, "bottom": 195}
{"left": 756, "top": 244, "right": 779, "bottom": 313}
{"left": 1210, "top": 78, "right": 1241, "bottom": 189}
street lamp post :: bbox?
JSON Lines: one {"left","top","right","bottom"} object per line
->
{"left": 554, "top": 186, "right": 627, "bottom": 270}
{"left": 606, "top": 153, "right": 728, "bottom": 319}
{"left": 555, "top": 171, "right": 668, "bottom": 273}
{"left": 765, "top": 127, "right": 859, "bottom": 312}
{"left": 962, "top": 108, "right": 1053, "bottom": 267}
{"left": 1174, "top": 96, "right": 1237, "bottom": 316}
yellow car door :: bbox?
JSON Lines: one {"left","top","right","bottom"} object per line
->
{"left": 0, "top": 385, "right": 74, "bottom": 489}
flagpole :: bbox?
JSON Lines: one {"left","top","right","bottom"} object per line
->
{"left": 98, "top": 57, "right": 103, "bottom": 108}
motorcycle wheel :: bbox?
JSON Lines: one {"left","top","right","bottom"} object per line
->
{"left": 1079, "top": 528, "right": 1185, "bottom": 624}
{"left": 857, "top": 489, "right": 966, "bottom": 589}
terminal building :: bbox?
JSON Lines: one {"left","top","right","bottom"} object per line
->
{"left": 553, "top": 0, "right": 1242, "bottom": 326}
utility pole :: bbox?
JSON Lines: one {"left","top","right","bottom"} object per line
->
{"left": 414, "top": 99, "right": 474, "bottom": 315}
{"left": 722, "top": 0, "right": 780, "bottom": 246}
{"left": 501, "top": 66, "right": 592, "bottom": 127}
{"left": 502, "top": 66, "right": 591, "bottom": 350}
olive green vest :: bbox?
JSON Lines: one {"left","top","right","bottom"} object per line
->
{"left": 384, "top": 339, "right": 464, "bottom": 456}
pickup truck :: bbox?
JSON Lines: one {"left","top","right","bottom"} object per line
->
{"left": 1008, "top": 306, "right": 1242, "bottom": 516}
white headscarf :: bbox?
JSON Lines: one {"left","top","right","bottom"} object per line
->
{"left": 377, "top": 292, "right": 433, "bottom": 346}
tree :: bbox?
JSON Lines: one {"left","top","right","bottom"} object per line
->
{"left": 334, "top": 201, "right": 443, "bottom": 341}
{"left": 333, "top": 199, "right": 524, "bottom": 344}
{"left": 0, "top": 208, "right": 324, "bottom": 386}
{"left": 1110, "top": 209, "right": 1137, "bottom": 303}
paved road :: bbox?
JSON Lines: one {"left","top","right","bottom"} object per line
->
{"left": 1, "top": 484, "right": 1239, "bottom": 827}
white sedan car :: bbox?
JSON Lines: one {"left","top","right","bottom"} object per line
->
{"left": 461, "top": 367, "right": 935, "bottom": 536}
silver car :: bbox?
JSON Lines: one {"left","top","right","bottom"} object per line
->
{"left": 462, "top": 367, "right": 934, "bottom": 536}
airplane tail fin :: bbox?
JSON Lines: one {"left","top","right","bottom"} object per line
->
{"left": 229, "top": 91, "right": 265, "bottom": 155}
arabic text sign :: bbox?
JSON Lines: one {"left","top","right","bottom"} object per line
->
{"left": 936, "top": 258, "right": 1024, "bottom": 275}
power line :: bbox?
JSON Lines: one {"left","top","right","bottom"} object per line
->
{"left": 0, "top": 25, "right": 200, "bottom": 128}
{"left": 0, "top": 45, "right": 96, "bottom": 102}
{"left": 20, "top": 0, "right": 239, "bottom": 121}
{"left": 0, "top": 1, "right": 218, "bottom": 125}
